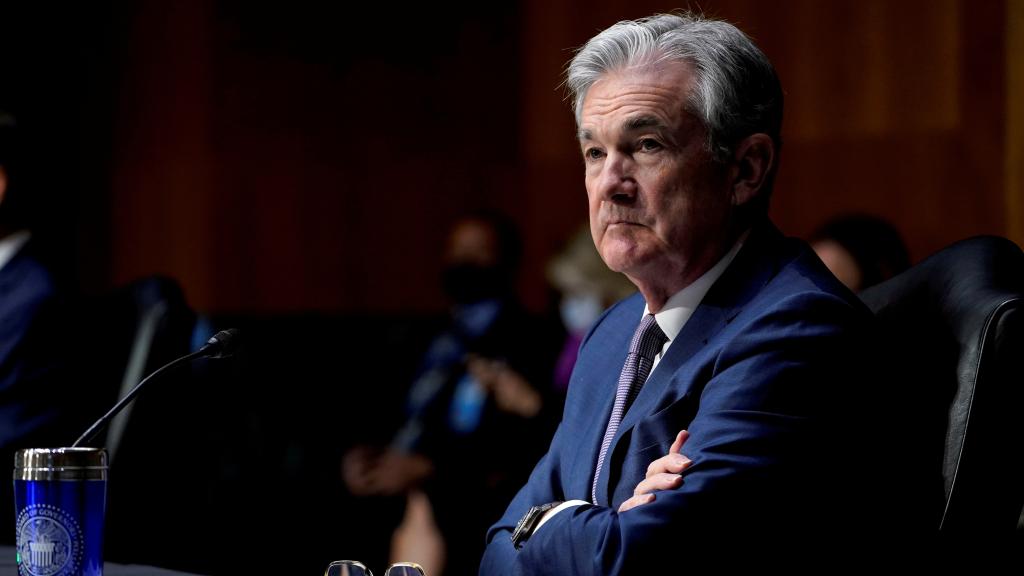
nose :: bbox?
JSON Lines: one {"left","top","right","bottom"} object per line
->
{"left": 593, "top": 151, "right": 638, "bottom": 205}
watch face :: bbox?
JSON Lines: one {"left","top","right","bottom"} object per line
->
{"left": 514, "top": 514, "right": 529, "bottom": 535}
{"left": 512, "top": 503, "right": 564, "bottom": 549}
{"left": 511, "top": 506, "right": 541, "bottom": 548}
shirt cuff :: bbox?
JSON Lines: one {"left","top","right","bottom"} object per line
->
{"left": 534, "top": 499, "right": 589, "bottom": 533}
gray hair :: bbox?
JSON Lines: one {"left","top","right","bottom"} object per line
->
{"left": 566, "top": 13, "right": 783, "bottom": 165}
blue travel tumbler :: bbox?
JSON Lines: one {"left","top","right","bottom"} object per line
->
{"left": 13, "top": 448, "right": 107, "bottom": 576}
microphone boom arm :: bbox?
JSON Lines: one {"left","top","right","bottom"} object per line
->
{"left": 70, "top": 329, "right": 238, "bottom": 448}
{"left": 72, "top": 349, "right": 205, "bottom": 448}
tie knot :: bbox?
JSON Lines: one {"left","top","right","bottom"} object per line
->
{"left": 630, "top": 314, "right": 667, "bottom": 361}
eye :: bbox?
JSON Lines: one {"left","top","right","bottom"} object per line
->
{"left": 584, "top": 147, "right": 605, "bottom": 161}
{"left": 638, "top": 138, "right": 662, "bottom": 152}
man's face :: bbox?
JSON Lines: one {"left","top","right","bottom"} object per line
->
{"left": 579, "top": 61, "right": 734, "bottom": 289}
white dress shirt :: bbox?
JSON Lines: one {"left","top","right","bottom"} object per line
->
{"left": 0, "top": 230, "right": 31, "bottom": 273}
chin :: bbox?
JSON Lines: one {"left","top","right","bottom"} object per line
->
{"left": 599, "top": 245, "right": 649, "bottom": 275}
{"left": 600, "top": 228, "right": 654, "bottom": 263}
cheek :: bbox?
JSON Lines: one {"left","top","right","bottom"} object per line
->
{"left": 584, "top": 186, "right": 602, "bottom": 242}
{"left": 584, "top": 173, "right": 599, "bottom": 201}
{"left": 655, "top": 186, "right": 723, "bottom": 247}
{"left": 589, "top": 221, "right": 603, "bottom": 250}
{"left": 585, "top": 182, "right": 602, "bottom": 221}
{"left": 639, "top": 165, "right": 682, "bottom": 212}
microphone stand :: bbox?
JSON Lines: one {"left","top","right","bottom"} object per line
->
{"left": 71, "top": 329, "right": 238, "bottom": 448}
{"left": 72, "top": 349, "right": 207, "bottom": 448}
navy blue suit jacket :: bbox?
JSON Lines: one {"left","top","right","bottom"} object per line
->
{"left": 481, "top": 222, "right": 881, "bottom": 574}
{"left": 0, "top": 241, "right": 63, "bottom": 451}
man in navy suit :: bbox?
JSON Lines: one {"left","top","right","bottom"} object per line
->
{"left": 481, "top": 14, "right": 904, "bottom": 574}
{"left": 0, "top": 110, "right": 62, "bottom": 445}
{"left": 0, "top": 111, "right": 67, "bottom": 483}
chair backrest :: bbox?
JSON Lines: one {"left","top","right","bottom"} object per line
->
{"left": 69, "top": 276, "right": 195, "bottom": 453}
{"left": 88, "top": 277, "right": 201, "bottom": 566}
{"left": 859, "top": 236, "right": 1024, "bottom": 529}
{"left": 106, "top": 277, "right": 196, "bottom": 462}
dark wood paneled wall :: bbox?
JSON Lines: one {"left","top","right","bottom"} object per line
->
{"left": 9, "top": 1, "right": 1017, "bottom": 314}
{"left": 518, "top": 0, "right": 1017, "bottom": 302}
{"left": 106, "top": 2, "right": 524, "bottom": 313}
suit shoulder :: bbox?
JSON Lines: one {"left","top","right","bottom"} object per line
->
{"left": 765, "top": 236, "right": 869, "bottom": 316}
{"left": 579, "top": 292, "right": 643, "bottom": 346}
{"left": 0, "top": 251, "right": 57, "bottom": 310}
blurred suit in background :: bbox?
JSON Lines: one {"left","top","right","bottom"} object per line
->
{"left": 0, "top": 111, "right": 73, "bottom": 542}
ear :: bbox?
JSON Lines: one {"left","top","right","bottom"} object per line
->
{"left": 729, "top": 133, "right": 775, "bottom": 207}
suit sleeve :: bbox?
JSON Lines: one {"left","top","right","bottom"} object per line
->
{"left": 479, "top": 420, "right": 573, "bottom": 575}
{"left": 482, "top": 292, "right": 869, "bottom": 575}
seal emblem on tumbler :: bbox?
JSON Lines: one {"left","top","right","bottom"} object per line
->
{"left": 16, "top": 504, "right": 83, "bottom": 576}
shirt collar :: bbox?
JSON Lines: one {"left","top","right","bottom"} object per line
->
{"left": 0, "top": 230, "right": 31, "bottom": 273}
{"left": 643, "top": 229, "right": 750, "bottom": 342}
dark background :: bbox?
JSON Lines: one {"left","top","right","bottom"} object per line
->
{"left": 2, "top": 0, "right": 1021, "bottom": 315}
{"left": 1, "top": 1, "right": 1022, "bottom": 573}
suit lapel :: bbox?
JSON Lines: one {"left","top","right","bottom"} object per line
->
{"left": 0, "top": 250, "right": 24, "bottom": 300}
{"left": 595, "top": 221, "right": 788, "bottom": 505}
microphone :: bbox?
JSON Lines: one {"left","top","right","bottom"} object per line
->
{"left": 71, "top": 329, "right": 240, "bottom": 448}
{"left": 198, "top": 327, "right": 240, "bottom": 359}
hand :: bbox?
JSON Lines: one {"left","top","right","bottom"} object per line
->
{"left": 342, "top": 446, "right": 434, "bottom": 496}
{"left": 467, "top": 356, "right": 542, "bottom": 418}
{"left": 342, "top": 445, "right": 377, "bottom": 493}
{"left": 617, "top": 430, "right": 692, "bottom": 513}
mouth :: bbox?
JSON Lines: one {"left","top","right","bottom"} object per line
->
{"left": 606, "top": 220, "right": 641, "bottom": 229}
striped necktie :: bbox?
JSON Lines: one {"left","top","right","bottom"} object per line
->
{"left": 592, "top": 313, "right": 668, "bottom": 504}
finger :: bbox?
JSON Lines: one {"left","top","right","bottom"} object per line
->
{"left": 645, "top": 453, "right": 692, "bottom": 478}
{"left": 669, "top": 429, "right": 690, "bottom": 455}
{"left": 466, "top": 360, "right": 487, "bottom": 380}
{"left": 633, "top": 472, "right": 684, "bottom": 496}
{"left": 363, "top": 470, "right": 398, "bottom": 495}
{"left": 345, "top": 473, "right": 376, "bottom": 495}
{"left": 344, "top": 447, "right": 369, "bottom": 467}
{"left": 618, "top": 493, "right": 655, "bottom": 513}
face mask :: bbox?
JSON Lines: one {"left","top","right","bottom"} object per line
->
{"left": 441, "top": 263, "right": 506, "bottom": 304}
{"left": 560, "top": 293, "right": 604, "bottom": 334}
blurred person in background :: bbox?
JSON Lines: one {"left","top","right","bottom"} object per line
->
{"left": 0, "top": 110, "right": 70, "bottom": 540}
{"left": 343, "top": 213, "right": 560, "bottom": 576}
{"left": 547, "top": 225, "right": 635, "bottom": 394}
{"left": 810, "top": 214, "right": 910, "bottom": 292}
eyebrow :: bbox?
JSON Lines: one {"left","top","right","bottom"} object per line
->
{"left": 623, "top": 115, "right": 665, "bottom": 132}
{"left": 578, "top": 115, "right": 668, "bottom": 141}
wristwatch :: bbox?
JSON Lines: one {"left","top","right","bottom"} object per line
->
{"left": 510, "top": 501, "right": 563, "bottom": 549}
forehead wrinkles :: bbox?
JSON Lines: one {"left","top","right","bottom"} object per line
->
{"left": 585, "top": 90, "right": 679, "bottom": 120}
{"left": 580, "top": 71, "right": 691, "bottom": 136}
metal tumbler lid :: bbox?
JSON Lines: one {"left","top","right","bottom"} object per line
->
{"left": 14, "top": 447, "right": 108, "bottom": 481}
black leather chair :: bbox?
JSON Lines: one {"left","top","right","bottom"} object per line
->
{"left": 89, "top": 277, "right": 203, "bottom": 567}
{"left": 859, "top": 236, "right": 1024, "bottom": 530}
